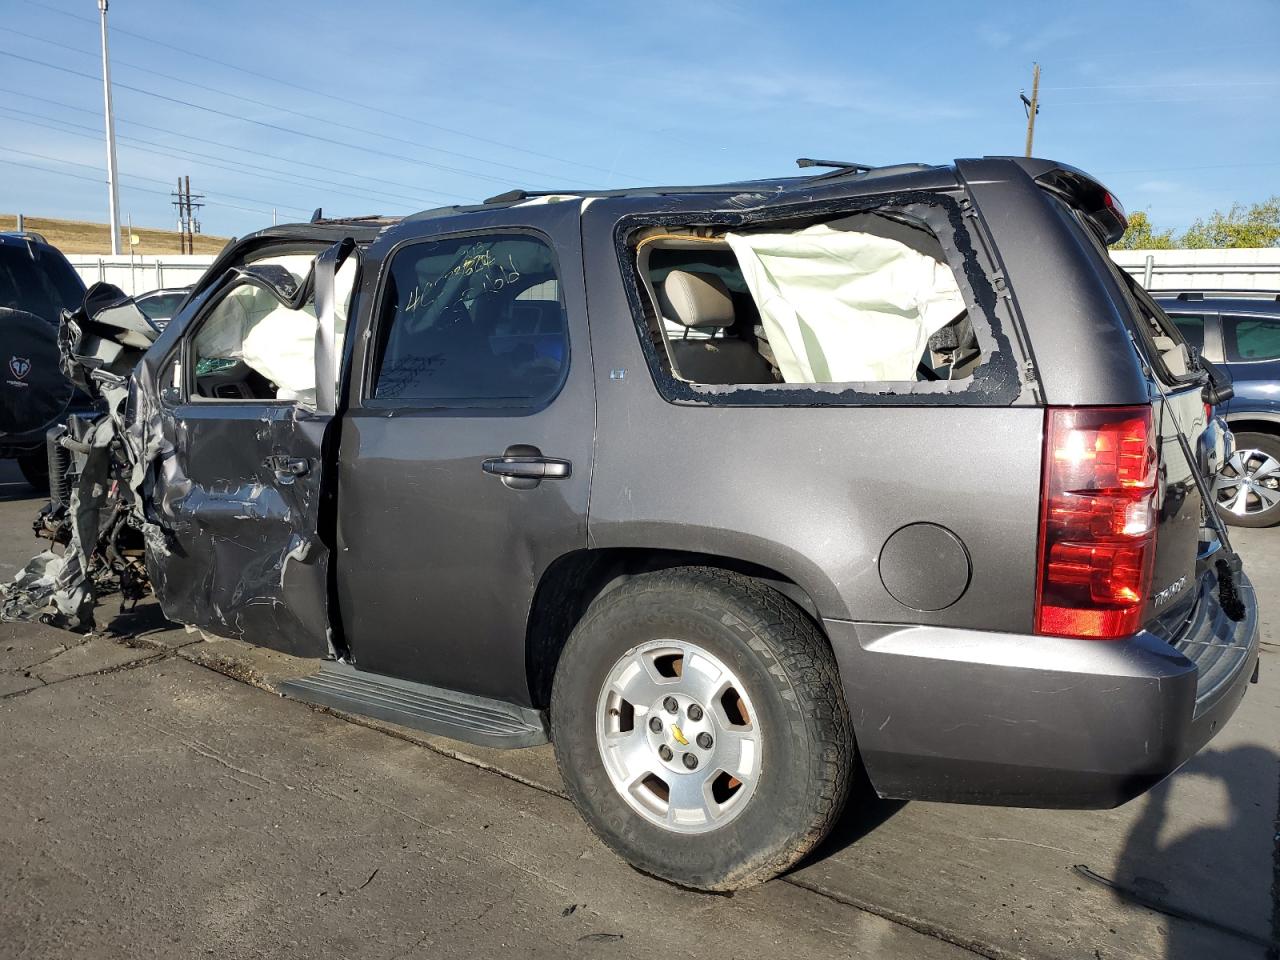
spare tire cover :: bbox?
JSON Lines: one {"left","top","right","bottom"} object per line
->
{"left": 0, "top": 307, "right": 74, "bottom": 437}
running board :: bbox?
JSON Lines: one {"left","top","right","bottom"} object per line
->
{"left": 279, "top": 662, "right": 548, "bottom": 749}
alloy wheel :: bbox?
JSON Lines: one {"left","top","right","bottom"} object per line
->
{"left": 595, "top": 639, "right": 760, "bottom": 834}
{"left": 1214, "top": 447, "right": 1280, "bottom": 518}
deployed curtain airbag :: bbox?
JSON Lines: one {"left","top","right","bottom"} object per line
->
{"left": 192, "top": 257, "right": 357, "bottom": 405}
{"left": 725, "top": 224, "right": 966, "bottom": 383}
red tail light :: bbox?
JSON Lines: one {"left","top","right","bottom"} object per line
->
{"left": 1035, "top": 406, "right": 1158, "bottom": 640}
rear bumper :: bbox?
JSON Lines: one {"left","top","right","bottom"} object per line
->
{"left": 829, "top": 569, "right": 1259, "bottom": 808}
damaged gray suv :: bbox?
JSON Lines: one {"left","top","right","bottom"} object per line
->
{"left": 5, "top": 157, "right": 1259, "bottom": 891}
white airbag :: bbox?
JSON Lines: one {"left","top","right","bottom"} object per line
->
{"left": 725, "top": 224, "right": 966, "bottom": 383}
{"left": 195, "top": 257, "right": 357, "bottom": 406}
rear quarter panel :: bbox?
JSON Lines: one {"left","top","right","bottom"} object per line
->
{"left": 580, "top": 195, "right": 1044, "bottom": 633}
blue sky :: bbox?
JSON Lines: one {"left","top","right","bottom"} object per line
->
{"left": 1, "top": 0, "right": 1277, "bottom": 238}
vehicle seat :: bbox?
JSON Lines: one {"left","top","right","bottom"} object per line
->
{"left": 928, "top": 311, "right": 981, "bottom": 378}
{"left": 658, "top": 271, "right": 776, "bottom": 384}
{"left": 1151, "top": 335, "right": 1189, "bottom": 377}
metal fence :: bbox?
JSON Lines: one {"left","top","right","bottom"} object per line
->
{"left": 65, "top": 254, "right": 217, "bottom": 296}
{"left": 1111, "top": 249, "right": 1280, "bottom": 292}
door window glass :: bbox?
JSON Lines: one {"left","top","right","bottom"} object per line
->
{"left": 1223, "top": 315, "right": 1280, "bottom": 362}
{"left": 372, "top": 234, "right": 567, "bottom": 404}
{"left": 1168, "top": 314, "right": 1205, "bottom": 351}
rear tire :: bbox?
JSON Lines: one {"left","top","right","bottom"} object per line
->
{"left": 16, "top": 452, "right": 49, "bottom": 493}
{"left": 1215, "top": 432, "right": 1280, "bottom": 528}
{"left": 550, "top": 566, "right": 854, "bottom": 890}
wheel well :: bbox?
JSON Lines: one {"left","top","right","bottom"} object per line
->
{"left": 524, "top": 548, "right": 825, "bottom": 710}
{"left": 1225, "top": 418, "right": 1280, "bottom": 440}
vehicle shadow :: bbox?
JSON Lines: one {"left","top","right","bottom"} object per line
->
{"left": 104, "top": 598, "right": 179, "bottom": 640}
{"left": 794, "top": 755, "right": 907, "bottom": 868}
{"left": 1110, "top": 745, "right": 1279, "bottom": 959}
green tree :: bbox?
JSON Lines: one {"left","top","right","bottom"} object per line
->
{"left": 1181, "top": 196, "right": 1280, "bottom": 248}
{"left": 1111, "top": 210, "right": 1177, "bottom": 250}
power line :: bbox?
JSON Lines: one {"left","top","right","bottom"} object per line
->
{"left": 3, "top": 144, "right": 170, "bottom": 187}
{"left": 0, "top": 24, "right": 600, "bottom": 187}
{"left": 2, "top": 144, "right": 315, "bottom": 217}
{"left": 4, "top": 87, "right": 465, "bottom": 203}
{"left": 0, "top": 99, "right": 458, "bottom": 210}
{"left": 0, "top": 154, "right": 291, "bottom": 218}
{"left": 0, "top": 113, "right": 316, "bottom": 214}
{"left": 1047, "top": 94, "right": 1274, "bottom": 106}
{"left": 0, "top": 48, "right": 536, "bottom": 190}
{"left": 1095, "top": 160, "right": 1280, "bottom": 175}
{"left": 1044, "top": 79, "right": 1280, "bottom": 91}
{"left": 0, "top": 106, "right": 436, "bottom": 210}
{"left": 15, "top": 0, "right": 636, "bottom": 180}
{"left": 0, "top": 87, "right": 466, "bottom": 204}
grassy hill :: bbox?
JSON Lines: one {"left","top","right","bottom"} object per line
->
{"left": 0, "top": 214, "right": 229, "bottom": 256}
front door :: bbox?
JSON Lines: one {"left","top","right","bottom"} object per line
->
{"left": 336, "top": 202, "right": 594, "bottom": 704}
{"left": 147, "top": 242, "right": 356, "bottom": 656}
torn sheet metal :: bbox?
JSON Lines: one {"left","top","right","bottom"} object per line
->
{"left": 2, "top": 284, "right": 154, "bottom": 630}
{"left": 3, "top": 222, "right": 385, "bottom": 642}
{"left": 1, "top": 243, "right": 349, "bottom": 653}
{"left": 141, "top": 398, "right": 334, "bottom": 657}
{"left": 136, "top": 244, "right": 354, "bottom": 656}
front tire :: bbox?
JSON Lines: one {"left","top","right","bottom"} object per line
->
{"left": 550, "top": 567, "right": 854, "bottom": 890}
{"left": 1214, "top": 432, "right": 1280, "bottom": 528}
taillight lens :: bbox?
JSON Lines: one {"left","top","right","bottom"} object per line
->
{"left": 1035, "top": 406, "right": 1158, "bottom": 640}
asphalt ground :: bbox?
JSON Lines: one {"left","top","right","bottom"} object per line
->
{"left": 1, "top": 458, "right": 1276, "bottom": 960}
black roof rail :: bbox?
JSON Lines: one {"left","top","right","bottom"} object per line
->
{"left": 1152, "top": 288, "right": 1280, "bottom": 302}
{"left": 796, "top": 157, "right": 875, "bottom": 173}
{"left": 484, "top": 189, "right": 529, "bottom": 205}
{"left": 1, "top": 230, "right": 49, "bottom": 245}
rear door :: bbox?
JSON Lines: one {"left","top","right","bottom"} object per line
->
{"left": 335, "top": 201, "right": 594, "bottom": 705}
{"left": 1222, "top": 311, "right": 1280, "bottom": 409}
{"left": 146, "top": 241, "right": 356, "bottom": 656}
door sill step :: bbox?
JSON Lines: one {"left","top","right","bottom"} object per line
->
{"left": 280, "top": 662, "right": 548, "bottom": 749}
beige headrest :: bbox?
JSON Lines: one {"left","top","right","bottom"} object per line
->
{"left": 658, "top": 270, "right": 734, "bottom": 328}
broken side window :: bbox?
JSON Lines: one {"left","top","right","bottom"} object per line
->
{"left": 622, "top": 194, "right": 1017, "bottom": 405}
{"left": 189, "top": 252, "right": 357, "bottom": 407}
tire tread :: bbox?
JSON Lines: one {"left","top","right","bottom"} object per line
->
{"left": 550, "top": 566, "right": 854, "bottom": 889}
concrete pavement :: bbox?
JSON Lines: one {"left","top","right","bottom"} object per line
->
{"left": 1, "top": 460, "right": 1276, "bottom": 959}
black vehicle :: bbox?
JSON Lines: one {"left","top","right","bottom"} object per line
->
{"left": 132, "top": 286, "right": 191, "bottom": 331}
{"left": 0, "top": 231, "right": 86, "bottom": 488}
{"left": 7, "top": 158, "right": 1259, "bottom": 892}
{"left": 1157, "top": 291, "right": 1280, "bottom": 527}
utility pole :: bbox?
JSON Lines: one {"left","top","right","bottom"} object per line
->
{"left": 174, "top": 178, "right": 185, "bottom": 253}
{"left": 98, "top": 0, "right": 122, "bottom": 255}
{"left": 172, "top": 176, "right": 204, "bottom": 254}
{"left": 1021, "top": 63, "right": 1041, "bottom": 159}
